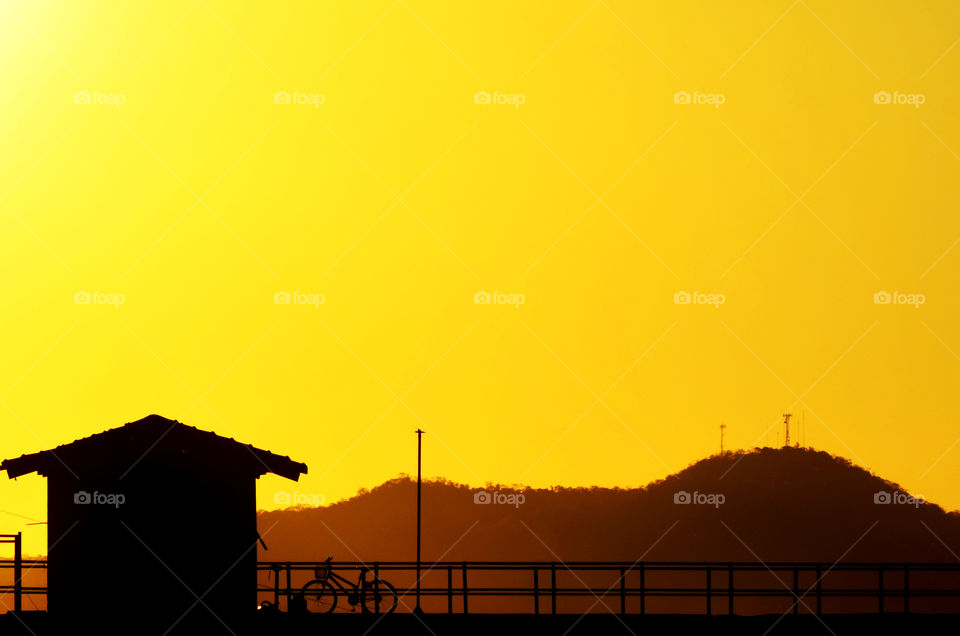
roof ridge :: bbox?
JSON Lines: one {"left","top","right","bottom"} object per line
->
{"left": 1, "top": 415, "right": 307, "bottom": 481}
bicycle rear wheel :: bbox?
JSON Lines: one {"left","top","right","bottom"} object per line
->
{"left": 361, "top": 578, "right": 398, "bottom": 614}
{"left": 301, "top": 579, "right": 338, "bottom": 613}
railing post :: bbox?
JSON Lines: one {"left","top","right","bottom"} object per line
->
{"left": 533, "top": 567, "right": 540, "bottom": 615}
{"left": 640, "top": 563, "right": 646, "bottom": 615}
{"left": 374, "top": 563, "right": 381, "bottom": 614}
{"left": 550, "top": 564, "right": 557, "bottom": 615}
{"left": 272, "top": 564, "right": 280, "bottom": 607}
{"left": 815, "top": 564, "right": 822, "bottom": 616}
{"left": 448, "top": 567, "right": 453, "bottom": 614}
{"left": 14, "top": 532, "right": 22, "bottom": 613}
{"left": 286, "top": 562, "right": 292, "bottom": 610}
{"left": 793, "top": 567, "right": 799, "bottom": 616}
{"left": 878, "top": 567, "right": 884, "bottom": 614}
{"left": 903, "top": 564, "right": 909, "bottom": 614}
{"left": 706, "top": 567, "right": 712, "bottom": 615}
{"left": 728, "top": 563, "right": 734, "bottom": 615}
{"left": 619, "top": 567, "right": 626, "bottom": 616}
{"left": 462, "top": 563, "right": 468, "bottom": 614}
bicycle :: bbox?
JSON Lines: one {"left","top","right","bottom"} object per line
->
{"left": 300, "top": 557, "right": 399, "bottom": 614}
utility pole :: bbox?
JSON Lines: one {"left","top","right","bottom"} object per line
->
{"left": 14, "top": 532, "right": 21, "bottom": 613}
{"left": 720, "top": 423, "right": 726, "bottom": 454}
{"left": 415, "top": 428, "right": 425, "bottom": 614}
{"left": 783, "top": 413, "right": 791, "bottom": 447}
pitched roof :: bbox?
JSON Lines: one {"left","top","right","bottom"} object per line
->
{"left": 0, "top": 414, "right": 308, "bottom": 481}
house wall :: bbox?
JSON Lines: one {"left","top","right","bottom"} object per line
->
{"left": 46, "top": 464, "right": 258, "bottom": 630}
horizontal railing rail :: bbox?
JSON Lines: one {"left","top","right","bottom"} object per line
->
{"left": 0, "top": 560, "right": 46, "bottom": 569}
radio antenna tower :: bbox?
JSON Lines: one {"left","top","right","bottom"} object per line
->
{"left": 720, "top": 422, "right": 726, "bottom": 454}
{"left": 782, "top": 413, "right": 792, "bottom": 447}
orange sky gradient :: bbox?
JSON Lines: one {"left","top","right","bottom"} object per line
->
{"left": 2, "top": 0, "right": 960, "bottom": 553}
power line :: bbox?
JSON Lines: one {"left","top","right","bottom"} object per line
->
{"left": 0, "top": 509, "right": 44, "bottom": 524}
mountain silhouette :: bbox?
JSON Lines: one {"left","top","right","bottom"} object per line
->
{"left": 258, "top": 447, "right": 959, "bottom": 565}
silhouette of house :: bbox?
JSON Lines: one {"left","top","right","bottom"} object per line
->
{"left": 1, "top": 414, "right": 307, "bottom": 630}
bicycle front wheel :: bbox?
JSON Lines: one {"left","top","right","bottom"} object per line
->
{"left": 361, "top": 578, "right": 398, "bottom": 614}
{"left": 301, "top": 579, "right": 338, "bottom": 613}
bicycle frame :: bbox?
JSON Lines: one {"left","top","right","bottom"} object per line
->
{"left": 315, "top": 565, "right": 386, "bottom": 611}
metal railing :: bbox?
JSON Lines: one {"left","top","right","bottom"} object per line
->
{"left": 0, "top": 534, "right": 30, "bottom": 612}
{"left": 257, "top": 561, "right": 960, "bottom": 615}
{"left": 3, "top": 559, "right": 959, "bottom": 615}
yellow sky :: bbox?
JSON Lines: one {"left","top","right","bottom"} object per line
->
{"left": 2, "top": 0, "right": 960, "bottom": 553}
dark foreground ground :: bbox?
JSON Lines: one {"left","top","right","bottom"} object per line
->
{"left": 3, "top": 612, "right": 960, "bottom": 636}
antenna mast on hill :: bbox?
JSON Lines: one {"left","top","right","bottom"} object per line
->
{"left": 782, "top": 413, "right": 792, "bottom": 447}
{"left": 720, "top": 423, "right": 726, "bottom": 454}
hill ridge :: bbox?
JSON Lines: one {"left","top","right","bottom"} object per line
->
{"left": 258, "top": 447, "right": 959, "bottom": 564}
